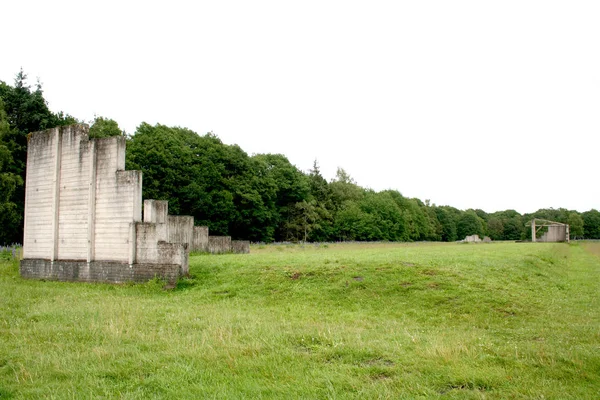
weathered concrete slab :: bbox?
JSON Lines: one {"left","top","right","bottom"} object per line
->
{"left": 192, "top": 226, "right": 209, "bottom": 252}
{"left": 539, "top": 225, "right": 568, "bottom": 242}
{"left": 231, "top": 240, "right": 250, "bottom": 254}
{"left": 144, "top": 200, "right": 169, "bottom": 224}
{"left": 208, "top": 236, "right": 232, "bottom": 254}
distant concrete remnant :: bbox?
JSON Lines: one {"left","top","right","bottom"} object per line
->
{"left": 529, "top": 219, "right": 569, "bottom": 243}
{"left": 208, "top": 236, "right": 232, "bottom": 254}
{"left": 189, "top": 228, "right": 249, "bottom": 254}
{"left": 20, "top": 125, "right": 248, "bottom": 284}
{"left": 463, "top": 235, "right": 481, "bottom": 243}
{"left": 231, "top": 240, "right": 250, "bottom": 254}
{"left": 192, "top": 226, "right": 209, "bottom": 252}
{"left": 462, "top": 235, "right": 492, "bottom": 243}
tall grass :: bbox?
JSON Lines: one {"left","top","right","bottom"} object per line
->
{"left": 1, "top": 242, "right": 599, "bottom": 398}
{"left": 0, "top": 245, "right": 21, "bottom": 262}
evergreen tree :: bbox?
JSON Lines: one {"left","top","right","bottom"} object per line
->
{"left": 0, "top": 99, "right": 23, "bottom": 244}
{"left": 0, "top": 70, "right": 77, "bottom": 243}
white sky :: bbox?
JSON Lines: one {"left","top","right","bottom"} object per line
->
{"left": 2, "top": 1, "right": 599, "bottom": 214}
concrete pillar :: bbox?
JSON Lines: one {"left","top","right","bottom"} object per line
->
{"left": 87, "top": 140, "right": 97, "bottom": 262}
{"left": 128, "top": 223, "right": 136, "bottom": 265}
{"left": 50, "top": 128, "right": 61, "bottom": 261}
{"left": 144, "top": 200, "right": 168, "bottom": 223}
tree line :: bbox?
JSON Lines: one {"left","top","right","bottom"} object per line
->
{"left": 1, "top": 71, "right": 599, "bottom": 244}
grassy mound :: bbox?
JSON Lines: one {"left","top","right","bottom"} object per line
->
{"left": 1, "top": 242, "right": 599, "bottom": 398}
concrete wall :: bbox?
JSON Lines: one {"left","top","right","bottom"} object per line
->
{"left": 167, "top": 216, "right": 193, "bottom": 274}
{"left": 191, "top": 227, "right": 249, "bottom": 254}
{"left": 231, "top": 240, "right": 250, "bottom": 254}
{"left": 143, "top": 200, "right": 169, "bottom": 241}
{"left": 23, "top": 126, "right": 142, "bottom": 264}
{"left": 22, "top": 125, "right": 249, "bottom": 284}
{"left": 208, "top": 236, "right": 232, "bottom": 254}
{"left": 21, "top": 125, "right": 189, "bottom": 284}
{"left": 168, "top": 216, "right": 194, "bottom": 246}
{"left": 23, "top": 129, "right": 61, "bottom": 259}
{"left": 135, "top": 223, "right": 187, "bottom": 273}
{"left": 56, "top": 128, "right": 92, "bottom": 260}
{"left": 192, "top": 226, "right": 209, "bottom": 252}
{"left": 94, "top": 138, "right": 142, "bottom": 263}
{"left": 539, "top": 225, "right": 568, "bottom": 242}
{"left": 140, "top": 201, "right": 192, "bottom": 274}
{"left": 144, "top": 199, "right": 168, "bottom": 224}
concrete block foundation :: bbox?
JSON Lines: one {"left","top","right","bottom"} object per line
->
{"left": 20, "top": 259, "right": 180, "bottom": 284}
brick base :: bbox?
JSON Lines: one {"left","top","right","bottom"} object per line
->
{"left": 20, "top": 259, "right": 180, "bottom": 284}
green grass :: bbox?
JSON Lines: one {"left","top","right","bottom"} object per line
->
{"left": 1, "top": 242, "right": 599, "bottom": 399}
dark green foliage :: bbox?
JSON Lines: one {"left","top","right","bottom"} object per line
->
{"left": 89, "top": 116, "right": 124, "bottom": 138}
{"left": 119, "top": 121, "right": 600, "bottom": 242}
{"left": 0, "top": 70, "right": 78, "bottom": 244}
{"left": 568, "top": 213, "right": 584, "bottom": 239}
{"left": 457, "top": 210, "right": 485, "bottom": 239}
{"left": 486, "top": 217, "right": 504, "bottom": 240}
{"left": 525, "top": 208, "right": 569, "bottom": 225}
{"left": 252, "top": 154, "right": 310, "bottom": 241}
{"left": 334, "top": 191, "right": 406, "bottom": 241}
{"left": 487, "top": 210, "right": 524, "bottom": 241}
{"left": 434, "top": 206, "right": 459, "bottom": 242}
{"left": 126, "top": 123, "right": 302, "bottom": 242}
{"left": 582, "top": 210, "right": 600, "bottom": 239}
{"left": 2, "top": 70, "right": 600, "bottom": 244}
{"left": 0, "top": 71, "right": 77, "bottom": 175}
{"left": 285, "top": 200, "right": 322, "bottom": 242}
{"left": 329, "top": 167, "right": 363, "bottom": 210}
{"left": 0, "top": 100, "right": 23, "bottom": 244}
{"left": 304, "top": 161, "right": 334, "bottom": 241}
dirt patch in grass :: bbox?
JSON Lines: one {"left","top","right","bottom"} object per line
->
{"left": 583, "top": 242, "right": 600, "bottom": 258}
{"left": 496, "top": 308, "right": 516, "bottom": 317}
{"left": 289, "top": 272, "right": 302, "bottom": 280}
{"left": 421, "top": 269, "right": 438, "bottom": 276}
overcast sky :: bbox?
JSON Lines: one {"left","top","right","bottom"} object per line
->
{"left": 2, "top": 1, "right": 598, "bottom": 214}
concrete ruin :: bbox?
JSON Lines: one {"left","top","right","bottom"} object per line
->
{"left": 191, "top": 229, "right": 249, "bottom": 254}
{"left": 462, "top": 235, "right": 492, "bottom": 243}
{"left": 530, "top": 219, "right": 569, "bottom": 243}
{"left": 20, "top": 125, "right": 248, "bottom": 284}
{"left": 231, "top": 240, "right": 250, "bottom": 254}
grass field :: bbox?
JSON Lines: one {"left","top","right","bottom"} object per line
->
{"left": 1, "top": 242, "right": 599, "bottom": 399}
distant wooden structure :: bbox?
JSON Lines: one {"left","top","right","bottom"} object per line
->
{"left": 529, "top": 219, "right": 569, "bottom": 243}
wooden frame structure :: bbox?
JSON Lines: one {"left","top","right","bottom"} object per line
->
{"left": 529, "top": 219, "right": 570, "bottom": 243}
